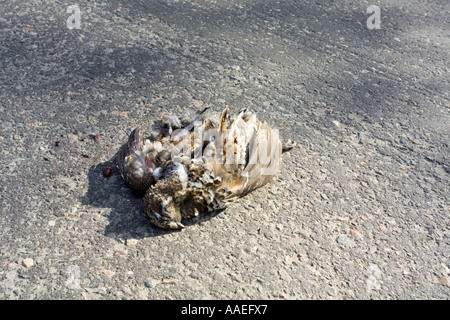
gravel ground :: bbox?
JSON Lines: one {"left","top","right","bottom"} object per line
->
{"left": 0, "top": 0, "right": 449, "bottom": 299}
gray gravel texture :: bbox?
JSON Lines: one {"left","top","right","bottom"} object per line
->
{"left": 1, "top": 0, "right": 449, "bottom": 299}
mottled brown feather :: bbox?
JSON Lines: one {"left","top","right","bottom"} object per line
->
{"left": 117, "top": 108, "right": 292, "bottom": 229}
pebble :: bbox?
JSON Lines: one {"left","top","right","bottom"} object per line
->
{"left": 67, "top": 134, "right": 78, "bottom": 143}
{"left": 114, "top": 250, "right": 127, "bottom": 256}
{"left": 350, "top": 229, "right": 361, "bottom": 238}
{"left": 189, "top": 272, "right": 200, "bottom": 279}
{"left": 22, "top": 258, "right": 34, "bottom": 268}
{"left": 144, "top": 278, "right": 159, "bottom": 288}
{"left": 126, "top": 239, "right": 138, "bottom": 246}
{"left": 103, "top": 270, "right": 115, "bottom": 278}
{"left": 336, "top": 235, "right": 349, "bottom": 245}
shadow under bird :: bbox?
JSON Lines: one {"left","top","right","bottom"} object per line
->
{"left": 117, "top": 107, "right": 295, "bottom": 229}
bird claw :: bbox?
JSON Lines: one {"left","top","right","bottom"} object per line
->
{"left": 168, "top": 221, "right": 185, "bottom": 229}
{"left": 282, "top": 139, "right": 297, "bottom": 153}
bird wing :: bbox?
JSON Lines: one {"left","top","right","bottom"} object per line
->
{"left": 241, "top": 120, "right": 282, "bottom": 196}
{"left": 200, "top": 109, "right": 282, "bottom": 199}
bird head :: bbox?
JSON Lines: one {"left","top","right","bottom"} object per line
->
{"left": 117, "top": 128, "right": 157, "bottom": 193}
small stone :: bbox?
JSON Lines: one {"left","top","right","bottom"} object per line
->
{"left": 103, "top": 269, "right": 115, "bottom": 278}
{"left": 144, "top": 278, "right": 159, "bottom": 288}
{"left": 48, "top": 220, "right": 56, "bottom": 227}
{"left": 67, "top": 134, "right": 78, "bottom": 143}
{"left": 337, "top": 235, "right": 349, "bottom": 245}
{"left": 189, "top": 272, "right": 200, "bottom": 279}
{"left": 114, "top": 250, "right": 127, "bottom": 256}
{"left": 126, "top": 239, "right": 138, "bottom": 246}
{"left": 23, "top": 258, "right": 34, "bottom": 268}
{"left": 350, "top": 229, "right": 361, "bottom": 238}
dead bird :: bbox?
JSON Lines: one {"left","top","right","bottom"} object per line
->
{"left": 117, "top": 107, "right": 296, "bottom": 229}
